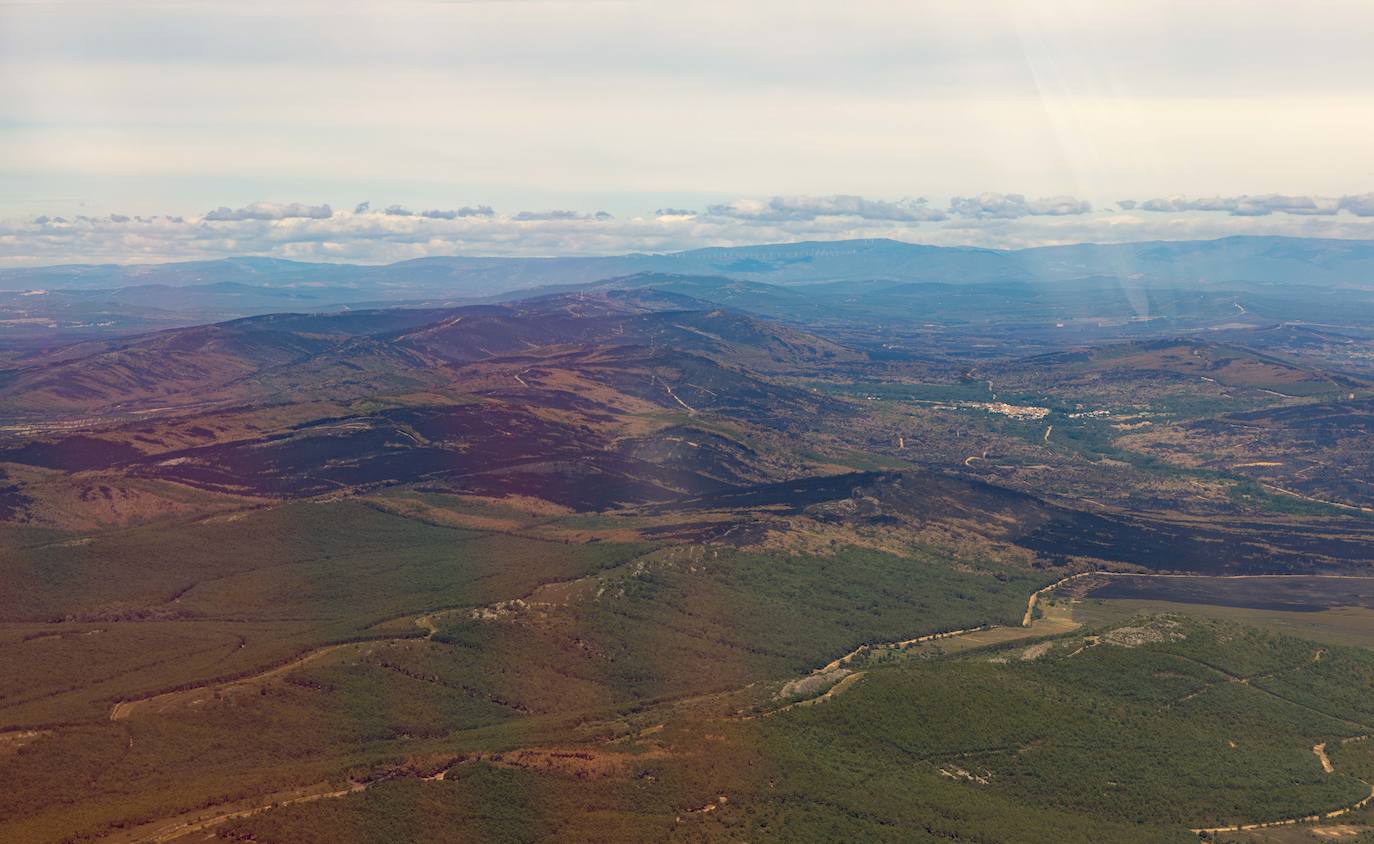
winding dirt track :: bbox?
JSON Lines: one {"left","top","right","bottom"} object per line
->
{"left": 91, "top": 570, "right": 1374, "bottom": 841}
{"left": 1260, "top": 482, "right": 1374, "bottom": 514}
{"left": 109, "top": 643, "right": 357, "bottom": 721}
{"left": 105, "top": 544, "right": 665, "bottom": 724}
{"left": 1190, "top": 784, "right": 1374, "bottom": 835}
{"left": 818, "top": 625, "right": 992, "bottom": 674}
{"left": 793, "top": 570, "right": 1374, "bottom": 838}
{"left": 94, "top": 570, "right": 1080, "bottom": 839}
{"left": 97, "top": 781, "right": 370, "bottom": 843}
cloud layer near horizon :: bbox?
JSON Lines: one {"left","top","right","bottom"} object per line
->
{"left": 1122, "top": 193, "right": 1374, "bottom": 217}
{"left": 6, "top": 192, "right": 1374, "bottom": 267}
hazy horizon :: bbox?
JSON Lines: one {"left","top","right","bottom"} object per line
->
{"left": 6, "top": 230, "right": 1374, "bottom": 275}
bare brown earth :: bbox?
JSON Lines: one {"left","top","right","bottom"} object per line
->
{"left": 0, "top": 729, "right": 50, "bottom": 758}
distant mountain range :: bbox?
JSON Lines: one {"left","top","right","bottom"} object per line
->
{"left": 6, "top": 235, "right": 1374, "bottom": 294}
{"left": 4, "top": 236, "right": 1374, "bottom": 342}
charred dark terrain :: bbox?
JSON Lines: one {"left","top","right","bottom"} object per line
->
{"left": 6, "top": 238, "right": 1374, "bottom": 842}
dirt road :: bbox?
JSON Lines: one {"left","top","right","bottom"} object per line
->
{"left": 1191, "top": 784, "right": 1374, "bottom": 835}
{"left": 110, "top": 643, "right": 358, "bottom": 721}
{"left": 96, "top": 780, "right": 370, "bottom": 843}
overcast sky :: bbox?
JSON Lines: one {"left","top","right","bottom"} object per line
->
{"left": 3, "top": 0, "right": 1374, "bottom": 265}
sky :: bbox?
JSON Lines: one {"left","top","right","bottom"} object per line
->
{"left": 2, "top": 0, "right": 1374, "bottom": 266}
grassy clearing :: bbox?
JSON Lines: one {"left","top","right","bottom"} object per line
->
{"left": 1073, "top": 598, "right": 1374, "bottom": 651}
{"left": 862, "top": 600, "right": 1079, "bottom": 664}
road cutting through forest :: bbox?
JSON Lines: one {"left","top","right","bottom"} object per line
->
{"left": 96, "top": 780, "right": 372, "bottom": 843}
{"left": 109, "top": 643, "right": 358, "bottom": 721}
{"left": 96, "top": 568, "right": 1374, "bottom": 841}
{"left": 96, "top": 567, "right": 1091, "bottom": 840}
{"left": 770, "top": 572, "right": 1374, "bottom": 840}
{"left": 782, "top": 570, "right": 1094, "bottom": 712}
{"left": 103, "top": 566, "right": 1374, "bottom": 729}
{"left": 1190, "top": 783, "right": 1374, "bottom": 836}
{"left": 106, "top": 544, "right": 667, "bottom": 723}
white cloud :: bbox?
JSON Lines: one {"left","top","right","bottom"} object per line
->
{"left": 1125, "top": 193, "right": 1374, "bottom": 217}
{"left": 420, "top": 207, "right": 495, "bottom": 220}
{"left": 1025, "top": 196, "right": 1094, "bottom": 216}
{"left": 705, "top": 195, "right": 946, "bottom": 223}
{"left": 1341, "top": 193, "right": 1374, "bottom": 217}
{"left": 512, "top": 210, "right": 613, "bottom": 221}
{"left": 948, "top": 193, "right": 1092, "bottom": 219}
{"left": 378, "top": 204, "right": 497, "bottom": 219}
{"left": 204, "top": 202, "right": 332, "bottom": 221}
